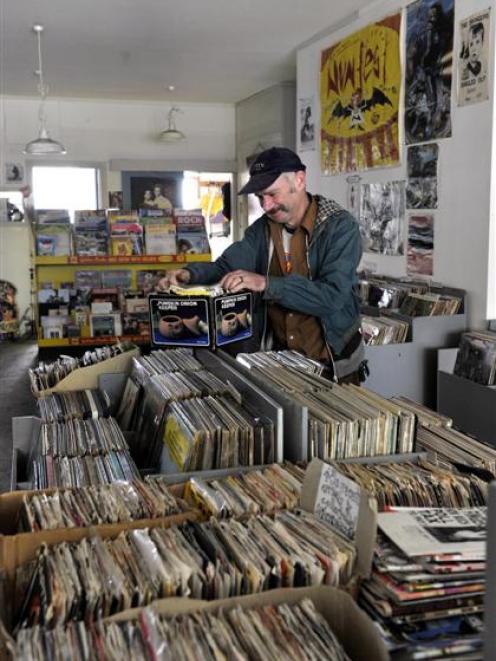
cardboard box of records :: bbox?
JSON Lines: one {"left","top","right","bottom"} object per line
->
{"left": 0, "top": 506, "right": 200, "bottom": 632}
{"left": 30, "top": 343, "right": 141, "bottom": 397}
{"left": 103, "top": 585, "right": 388, "bottom": 661}
{"left": 149, "top": 285, "right": 253, "bottom": 349}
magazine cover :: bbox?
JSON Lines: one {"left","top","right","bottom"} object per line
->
{"left": 378, "top": 507, "right": 487, "bottom": 557}
{"left": 214, "top": 293, "right": 253, "bottom": 346}
{"left": 149, "top": 295, "right": 210, "bottom": 347}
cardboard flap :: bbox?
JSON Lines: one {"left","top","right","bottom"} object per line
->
{"left": 301, "top": 458, "right": 377, "bottom": 578}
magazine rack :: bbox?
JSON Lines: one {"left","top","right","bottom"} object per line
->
{"left": 437, "top": 348, "right": 496, "bottom": 447}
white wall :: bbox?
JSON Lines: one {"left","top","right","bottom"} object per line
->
{"left": 297, "top": 0, "right": 495, "bottom": 329}
{"left": 1, "top": 96, "right": 236, "bottom": 327}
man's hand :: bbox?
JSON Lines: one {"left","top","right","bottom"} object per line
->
{"left": 155, "top": 269, "right": 191, "bottom": 291}
{"left": 220, "top": 270, "right": 267, "bottom": 293}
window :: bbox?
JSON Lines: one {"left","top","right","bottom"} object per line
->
{"left": 32, "top": 166, "right": 100, "bottom": 220}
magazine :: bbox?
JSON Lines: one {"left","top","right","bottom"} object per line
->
{"left": 378, "top": 508, "right": 487, "bottom": 558}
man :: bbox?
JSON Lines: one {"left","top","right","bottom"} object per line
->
{"left": 159, "top": 147, "right": 365, "bottom": 383}
{"left": 462, "top": 22, "right": 484, "bottom": 79}
{"left": 153, "top": 184, "right": 173, "bottom": 211}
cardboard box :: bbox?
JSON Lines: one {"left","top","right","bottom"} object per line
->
{"left": 0, "top": 510, "right": 199, "bottom": 633}
{"left": 104, "top": 585, "right": 388, "bottom": 661}
{"left": 149, "top": 291, "right": 253, "bottom": 349}
{"left": 301, "top": 459, "right": 377, "bottom": 579}
{"left": 33, "top": 346, "right": 140, "bottom": 397}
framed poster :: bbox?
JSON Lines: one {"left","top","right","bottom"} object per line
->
{"left": 122, "top": 171, "right": 182, "bottom": 211}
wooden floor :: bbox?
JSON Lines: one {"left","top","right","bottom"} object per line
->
{"left": 0, "top": 339, "right": 38, "bottom": 492}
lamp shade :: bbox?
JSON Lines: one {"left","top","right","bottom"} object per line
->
{"left": 23, "top": 127, "right": 66, "bottom": 155}
{"left": 159, "top": 128, "right": 186, "bottom": 142}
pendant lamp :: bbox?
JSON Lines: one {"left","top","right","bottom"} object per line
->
{"left": 159, "top": 107, "right": 186, "bottom": 142}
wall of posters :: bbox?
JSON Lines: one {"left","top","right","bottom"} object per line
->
{"left": 407, "top": 214, "right": 434, "bottom": 275}
{"left": 359, "top": 181, "right": 405, "bottom": 256}
{"left": 298, "top": 96, "right": 316, "bottom": 151}
{"left": 406, "top": 144, "right": 438, "bottom": 209}
{"left": 320, "top": 14, "right": 401, "bottom": 175}
{"left": 458, "top": 9, "right": 491, "bottom": 106}
{"left": 405, "top": 0, "right": 454, "bottom": 144}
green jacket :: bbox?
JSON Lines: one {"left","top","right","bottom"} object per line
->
{"left": 186, "top": 195, "right": 362, "bottom": 356}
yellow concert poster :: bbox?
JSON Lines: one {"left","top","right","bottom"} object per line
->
{"left": 320, "top": 14, "right": 401, "bottom": 175}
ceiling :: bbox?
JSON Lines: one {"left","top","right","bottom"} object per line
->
{"left": 3, "top": 0, "right": 372, "bottom": 104}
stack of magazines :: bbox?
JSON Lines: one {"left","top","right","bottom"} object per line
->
{"left": 13, "top": 511, "right": 356, "bottom": 629}
{"left": 360, "top": 507, "right": 486, "bottom": 658}
{"left": 18, "top": 479, "right": 184, "bottom": 532}
{"left": 14, "top": 598, "right": 351, "bottom": 661}
{"left": 453, "top": 330, "right": 496, "bottom": 385}
{"left": 30, "top": 417, "right": 140, "bottom": 489}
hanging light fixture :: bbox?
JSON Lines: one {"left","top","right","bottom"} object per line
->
{"left": 24, "top": 24, "right": 66, "bottom": 156}
{"left": 159, "top": 107, "right": 186, "bottom": 142}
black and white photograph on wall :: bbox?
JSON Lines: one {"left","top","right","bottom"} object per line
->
{"left": 359, "top": 181, "right": 405, "bottom": 256}
{"left": 407, "top": 214, "right": 434, "bottom": 275}
{"left": 407, "top": 144, "right": 438, "bottom": 209}
{"left": 4, "top": 162, "right": 24, "bottom": 184}
{"left": 405, "top": 0, "right": 454, "bottom": 144}
{"left": 458, "top": 8, "right": 491, "bottom": 106}
{"left": 122, "top": 171, "right": 182, "bottom": 211}
{"left": 108, "top": 191, "right": 123, "bottom": 209}
{"left": 346, "top": 175, "right": 361, "bottom": 220}
{"left": 298, "top": 96, "right": 316, "bottom": 151}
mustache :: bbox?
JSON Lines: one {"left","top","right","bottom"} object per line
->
{"left": 267, "top": 204, "right": 289, "bottom": 215}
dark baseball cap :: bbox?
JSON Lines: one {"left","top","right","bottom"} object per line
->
{"left": 238, "top": 147, "right": 306, "bottom": 195}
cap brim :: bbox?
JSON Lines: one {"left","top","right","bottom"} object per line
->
{"left": 237, "top": 171, "right": 280, "bottom": 195}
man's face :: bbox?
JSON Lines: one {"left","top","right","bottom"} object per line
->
{"left": 154, "top": 186, "right": 162, "bottom": 196}
{"left": 255, "top": 171, "right": 306, "bottom": 227}
{"left": 469, "top": 31, "right": 483, "bottom": 63}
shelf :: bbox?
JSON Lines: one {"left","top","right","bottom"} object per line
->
{"left": 34, "top": 254, "right": 211, "bottom": 266}
{"left": 38, "top": 334, "right": 150, "bottom": 348}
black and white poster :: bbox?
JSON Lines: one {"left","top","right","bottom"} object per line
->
{"left": 298, "top": 96, "right": 316, "bottom": 151}
{"left": 458, "top": 9, "right": 491, "bottom": 106}
{"left": 359, "top": 181, "right": 405, "bottom": 256}
{"left": 405, "top": 0, "right": 454, "bottom": 144}
{"left": 406, "top": 144, "right": 438, "bottom": 209}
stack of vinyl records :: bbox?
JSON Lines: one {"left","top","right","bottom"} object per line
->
{"left": 359, "top": 275, "right": 427, "bottom": 309}
{"left": 30, "top": 417, "right": 140, "bottom": 489}
{"left": 416, "top": 425, "right": 496, "bottom": 476}
{"left": 237, "top": 349, "right": 326, "bottom": 375}
{"left": 37, "top": 389, "right": 111, "bottom": 423}
{"left": 28, "top": 341, "right": 137, "bottom": 393}
{"left": 13, "top": 511, "right": 356, "bottom": 629}
{"left": 150, "top": 462, "right": 305, "bottom": 518}
{"left": 160, "top": 395, "right": 274, "bottom": 472}
{"left": 14, "top": 598, "right": 352, "bottom": 661}
{"left": 17, "top": 479, "right": 184, "bottom": 532}
{"left": 131, "top": 348, "right": 203, "bottom": 381}
{"left": 237, "top": 352, "right": 417, "bottom": 460}
{"left": 334, "top": 458, "right": 489, "bottom": 509}
{"left": 389, "top": 396, "right": 453, "bottom": 428}
{"left": 453, "top": 330, "right": 496, "bottom": 385}
{"left": 399, "top": 292, "right": 462, "bottom": 317}
{"left": 361, "top": 315, "right": 410, "bottom": 345}
{"left": 360, "top": 507, "right": 486, "bottom": 658}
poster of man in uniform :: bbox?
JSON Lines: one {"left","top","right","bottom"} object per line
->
{"left": 359, "top": 181, "right": 405, "bottom": 256}
{"left": 405, "top": 0, "right": 454, "bottom": 144}
{"left": 408, "top": 214, "right": 434, "bottom": 275}
{"left": 406, "top": 144, "right": 438, "bottom": 208}
{"left": 320, "top": 14, "right": 401, "bottom": 175}
{"left": 458, "top": 9, "right": 491, "bottom": 106}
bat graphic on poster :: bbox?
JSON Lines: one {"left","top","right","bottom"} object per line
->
{"left": 331, "top": 88, "right": 393, "bottom": 131}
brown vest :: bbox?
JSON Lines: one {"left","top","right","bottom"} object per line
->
{"left": 267, "top": 197, "right": 329, "bottom": 362}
